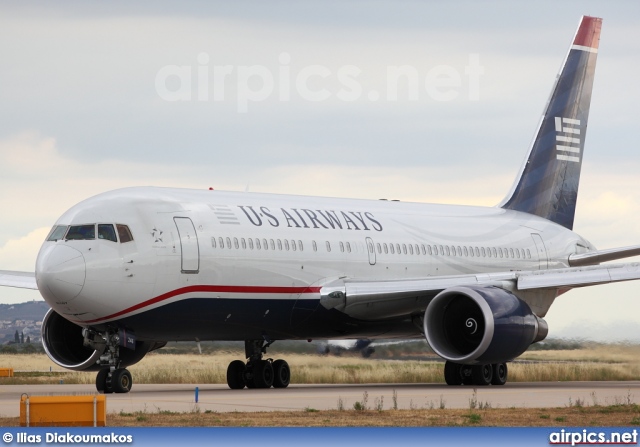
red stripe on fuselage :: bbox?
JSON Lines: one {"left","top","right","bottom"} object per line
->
{"left": 82, "top": 284, "right": 322, "bottom": 324}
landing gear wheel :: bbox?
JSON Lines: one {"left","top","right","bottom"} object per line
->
{"left": 272, "top": 359, "right": 290, "bottom": 388}
{"left": 444, "top": 361, "right": 463, "bottom": 385}
{"left": 461, "top": 365, "right": 474, "bottom": 385}
{"left": 96, "top": 368, "right": 110, "bottom": 393}
{"left": 491, "top": 363, "right": 508, "bottom": 386}
{"left": 253, "top": 360, "right": 274, "bottom": 388}
{"left": 471, "top": 364, "right": 493, "bottom": 386}
{"left": 111, "top": 368, "right": 133, "bottom": 393}
{"left": 227, "top": 360, "right": 246, "bottom": 389}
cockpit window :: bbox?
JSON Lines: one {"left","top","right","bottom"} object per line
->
{"left": 116, "top": 224, "right": 134, "bottom": 243}
{"left": 46, "top": 225, "right": 68, "bottom": 242}
{"left": 66, "top": 224, "right": 96, "bottom": 240}
{"left": 98, "top": 224, "right": 117, "bottom": 242}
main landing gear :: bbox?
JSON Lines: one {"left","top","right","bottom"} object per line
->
{"left": 226, "top": 340, "right": 291, "bottom": 389}
{"left": 444, "top": 361, "right": 508, "bottom": 386}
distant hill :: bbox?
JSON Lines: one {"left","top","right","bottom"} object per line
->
{"left": 0, "top": 300, "right": 50, "bottom": 344}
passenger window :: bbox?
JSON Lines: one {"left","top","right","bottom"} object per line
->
{"left": 226, "top": 237, "right": 232, "bottom": 248}
{"left": 493, "top": 248, "right": 498, "bottom": 258}
{"left": 277, "top": 239, "right": 283, "bottom": 250}
{"left": 348, "top": 242, "right": 353, "bottom": 253}
{"left": 396, "top": 244, "right": 401, "bottom": 254}
{"left": 241, "top": 238, "right": 247, "bottom": 249}
{"left": 211, "top": 237, "right": 217, "bottom": 248}
{"left": 383, "top": 243, "right": 388, "bottom": 254}
{"left": 97, "top": 224, "right": 117, "bottom": 242}
{"left": 255, "top": 238, "right": 261, "bottom": 250}
{"left": 312, "top": 240, "right": 317, "bottom": 252}
{"left": 409, "top": 244, "right": 414, "bottom": 255}
{"left": 67, "top": 224, "right": 96, "bottom": 241}
{"left": 116, "top": 225, "right": 133, "bottom": 243}
{"left": 498, "top": 248, "right": 503, "bottom": 258}
{"left": 463, "top": 247, "right": 468, "bottom": 257}
{"left": 291, "top": 240, "right": 297, "bottom": 251}
{"left": 427, "top": 245, "right": 432, "bottom": 255}
{"left": 234, "top": 237, "right": 239, "bottom": 249}
{"left": 445, "top": 246, "right": 450, "bottom": 256}
{"left": 527, "top": 249, "right": 531, "bottom": 259}
{"left": 487, "top": 248, "right": 492, "bottom": 258}
{"left": 376, "top": 243, "right": 381, "bottom": 254}
{"left": 263, "top": 238, "right": 268, "bottom": 250}
{"left": 46, "top": 225, "right": 68, "bottom": 242}
{"left": 339, "top": 241, "right": 344, "bottom": 252}
{"left": 298, "top": 240, "right": 303, "bottom": 251}
{"left": 481, "top": 248, "right": 486, "bottom": 257}
{"left": 219, "top": 237, "right": 224, "bottom": 248}
{"left": 415, "top": 244, "right": 420, "bottom": 255}
{"left": 510, "top": 248, "right": 514, "bottom": 258}
{"left": 421, "top": 244, "right": 426, "bottom": 255}
{"left": 248, "top": 238, "right": 254, "bottom": 250}
{"left": 326, "top": 241, "right": 331, "bottom": 252}
{"left": 390, "top": 244, "right": 395, "bottom": 254}
{"left": 270, "top": 239, "right": 275, "bottom": 250}
{"left": 284, "top": 240, "right": 290, "bottom": 251}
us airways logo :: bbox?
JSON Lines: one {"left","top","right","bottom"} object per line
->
{"left": 237, "top": 206, "right": 383, "bottom": 231}
{"left": 555, "top": 116, "right": 581, "bottom": 163}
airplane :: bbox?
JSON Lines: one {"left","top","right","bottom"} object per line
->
{"left": 1, "top": 15, "right": 637, "bottom": 393}
{"left": 316, "top": 339, "right": 425, "bottom": 358}
{"left": 316, "top": 339, "right": 378, "bottom": 357}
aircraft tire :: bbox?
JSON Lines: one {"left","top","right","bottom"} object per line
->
{"left": 272, "top": 359, "right": 290, "bottom": 388}
{"left": 226, "top": 360, "right": 246, "bottom": 389}
{"left": 96, "top": 368, "right": 109, "bottom": 393}
{"left": 112, "top": 368, "right": 133, "bottom": 393}
{"left": 253, "top": 360, "right": 274, "bottom": 389}
{"left": 444, "top": 361, "right": 463, "bottom": 385}
{"left": 491, "top": 363, "right": 508, "bottom": 386}
{"left": 471, "top": 364, "right": 493, "bottom": 386}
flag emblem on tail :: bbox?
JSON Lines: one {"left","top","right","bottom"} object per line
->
{"left": 555, "top": 117, "right": 581, "bottom": 163}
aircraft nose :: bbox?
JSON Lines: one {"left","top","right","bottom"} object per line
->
{"left": 36, "top": 244, "right": 86, "bottom": 302}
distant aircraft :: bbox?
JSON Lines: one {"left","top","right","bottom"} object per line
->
{"left": 1, "top": 16, "right": 633, "bottom": 393}
{"left": 316, "top": 339, "right": 423, "bottom": 358}
{"left": 317, "top": 339, "right": 377, "bottom": 357}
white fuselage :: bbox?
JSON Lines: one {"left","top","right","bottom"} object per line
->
{"left": 34, "top": 186, "right": 591, "bottom": 341}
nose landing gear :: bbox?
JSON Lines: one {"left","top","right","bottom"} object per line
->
{"left": 226, "top": 339, "right": 291, "bottom": 389}
{"left": 84, "top": 328, "right": 134, "bottom": 394}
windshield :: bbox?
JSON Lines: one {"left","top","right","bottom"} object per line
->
{"left": 66, "top": 224, "right": 96, "bottom": 240}
{"left": 46, "top": 225, "right": 68, "bottom": 242}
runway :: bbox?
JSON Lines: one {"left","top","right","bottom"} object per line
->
{"left": 1, "top": 382, "right": 640, "bottom": 417}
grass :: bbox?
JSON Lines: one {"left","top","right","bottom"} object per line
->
{"left": 0, "top": 347, "right": 640, "bottom": 384}
{"left": 3, "top": 405, "right": 640, "bottom": 427}
{"left": 3, "top": 347, "right": 640, "bottom": 385}
{"left": 0, "top": 344, "right": 640, "bottom": 386}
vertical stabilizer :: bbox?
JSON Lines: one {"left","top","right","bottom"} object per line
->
{"left": 500, "top": 16, "right": 602, "bottom": 230}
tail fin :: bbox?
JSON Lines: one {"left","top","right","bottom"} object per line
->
{"left": 499, "top": 16, "right": 602, "bottom": 230}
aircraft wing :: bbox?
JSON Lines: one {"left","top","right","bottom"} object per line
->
{"left": 320, "top": 262, "right": 640, "bottom": 320}
{"left": 0, "top": 270, "right": 38, "bottom": 290}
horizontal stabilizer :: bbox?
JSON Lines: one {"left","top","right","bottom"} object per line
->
{"left": 0, "top": 270, "right": 38, "bottom": 290}
{"left": 569, "top": 245, "right": 640, "bottom": 266}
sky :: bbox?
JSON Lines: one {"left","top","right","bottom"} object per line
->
{"left": 1, "top": 1, "right": 640, "bottom": 341}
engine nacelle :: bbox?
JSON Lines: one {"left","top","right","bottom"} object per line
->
{"left": 424, "top": 286, "right": 547, "bottom": 364}
{"left": 41, "top": 309, "right": 155, "bottom": 371}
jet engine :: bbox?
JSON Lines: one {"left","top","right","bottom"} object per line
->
{"left": 424, "top": 286, "right": 547, "bottom": 364}
{"left": 41, "top": 309, "right": 159, "bottom": 371}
